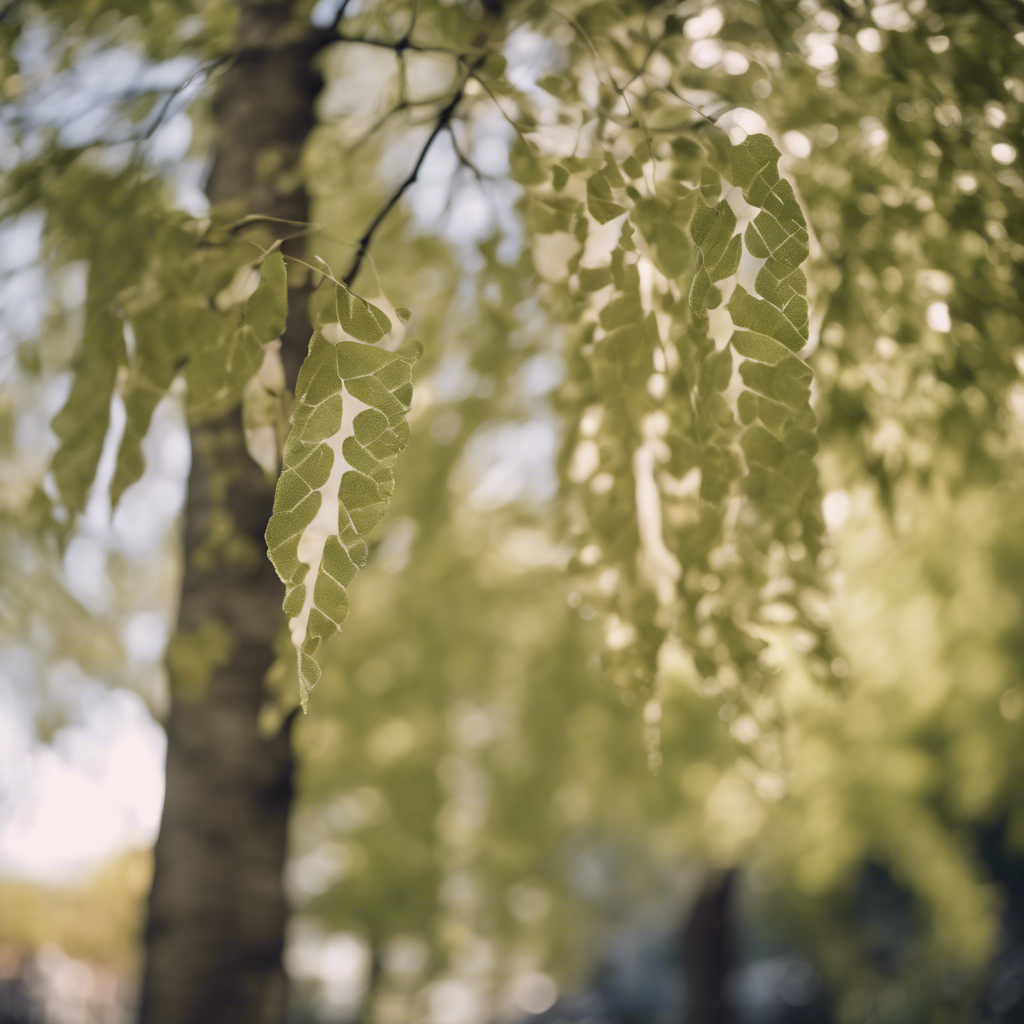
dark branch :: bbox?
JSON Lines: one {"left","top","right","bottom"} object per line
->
{"left": 342, "top": 84, "right": 467, "bottom": 286}
{"left": 138, "top": 56, "right": 230, "bottom": 144}
{"left": 329, "top": 0, "right": 355, "bottom": 32}
{"left": 334, "top": 34, "right": 472, "bottom": 55}
{"left": 446, "top": 124, "right": 492, "bottom": 184}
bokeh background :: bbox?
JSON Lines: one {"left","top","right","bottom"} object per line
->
{"left": 2, "top": 0, "right": 1024, "bottom": 1022}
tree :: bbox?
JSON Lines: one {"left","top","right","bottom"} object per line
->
{"left": 1, "top": 1, "right": 1023, "bottom": 1022}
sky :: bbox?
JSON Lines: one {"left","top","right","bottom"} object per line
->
{"left": 0, "top": 688, "right": 165, "bottom": 882}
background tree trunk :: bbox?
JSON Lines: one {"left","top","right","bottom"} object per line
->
{"left": 681, "top": 868, "right": 737, "bottom": 1024}
{"left": 138, "top": 4, "right": 327, "bottom": 1022}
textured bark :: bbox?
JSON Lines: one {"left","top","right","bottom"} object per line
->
{"left": 138, "top": 4, "right": 327, "bottom": 1023}
{"left": 681, "top": 868, "right": 737, "bottom": 1024}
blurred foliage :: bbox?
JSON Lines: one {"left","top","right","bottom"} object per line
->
{"left": 0, "top": 851, "right": 149, "bottom": 968}
{"left": 1, "top": 0, "right": 1024, "bottom": 1020}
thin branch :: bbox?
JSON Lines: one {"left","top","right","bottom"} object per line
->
{"left": 134, "top": 55, "right": 230, "bottom": 153}
{"left": 333, "top": 33, "right": 480, "bottom": 57}
{"left": 464, "top": 68, "right": 534, "bottom": 147}
{"left": 661, "top": 85, "right": 727, "bottom": 131}
{"left": 550, "top": 9, "right": 657, "bottom": 164}
{"left": 347, "top": 92, "right": 456, "bottom": 152}
{"left": 342, "top": 79, "right": 470, "bottom": 286}
{"left": 226, "top": 213, "right": 364, "bottom": 254}
{"left": 329, "top": 0, "right": 356, "bottom": 32}
{"left": 337, "top": 1, "right": 504, "bottom": 286}
{"left": 446, "top": 123, "right": 495, "bottom": 184}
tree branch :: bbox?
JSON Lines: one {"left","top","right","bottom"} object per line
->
{"left": 342, "top": 82, "right": 467, "bottom": 286}
{"left": 334, "top": 34, "right": 476, "bottom": 55}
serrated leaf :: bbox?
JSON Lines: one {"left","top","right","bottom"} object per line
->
{"left": 732, "top": 330, "right": 807, "bottom": 367}
{"left": 729, "top": 134, "right": 810, "bottom": 276}
{"left": 738, "top": 357, "right": 812, "bottom": 412}
{"left": 265, "top": 293, "right": 418, "bottom": 708}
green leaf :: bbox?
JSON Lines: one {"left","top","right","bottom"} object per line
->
{"left": 51, "top": 352, "right": 118, "bottom": 515}
{"left": 741, "top": 423, "right": 785, "bottom": 467}
{"left": 728, "top": 285, "right": 806, "bottom": 353}
{"left": 738, "top": 357, "right": 812, "bottom": 412}
{"left": 265, "top": 291, "right": 418, "bottom": 709}
{"left": 482, "top": 51, "right": 507, "bottom": 78}
{"left": 110, "top": 307, "right": 179, "bottom": 506}
{"left": 244, "top": 250, "right": 288, "bottom": 344}
{"left": 185, "top": 314, "right": 262, "bottom": 420}
{"left": 337, "top": 287, "right": 392, "bottom": 343}
{"left": 509, "top": 136, "right": 545, "bottom": 186}
{"left": 537, "top": 75, "right": 568, "bottom": 99}
{"left": 51, "top": 301, "right": 125, "bottom": 515}
{"left": 729, "top": 134, "right": 810, "bottom": 271}
{"left": 689, "top": 198, "right": 741, "bottom": 315}
{"left": 587, "top": 173, "right": 627, "bottom": 224}
{"left": 731, "top": 329, "right": 807, "bottom": 367}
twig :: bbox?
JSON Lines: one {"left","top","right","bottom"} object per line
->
{"left": 335, "top": 34, "right": 475, "bottom": 55}
{"left": 464, "top": 67, "right": 535, "bottom": 148}
{"left": 136, "top": 55, "right": 230, "bottom": 148}
{"left": 446, "top": 123, "right": 493, "bottom": 184}
{"left": 662, "top": 85, "right": 727, "bottom": 131}
{"left": 329, "top": 0, "right": 355, "bottom": 32}
{"left": 342, "top": 72, "right": 476, "bottom": 286}
{"left": 347, "top": 92, "right": 458, "bottom": 152}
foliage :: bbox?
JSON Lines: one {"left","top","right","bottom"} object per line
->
{"left": 2, "top": 0, "right": 1024, "bottom": 1019}
{"left": 0, "top": 851, "right": 150, "bottom": 968}
{"left": 267, "top": 281, "right": 420, "bottom": 709}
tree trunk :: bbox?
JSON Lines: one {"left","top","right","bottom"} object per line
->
{"left": 138, "top": 4, "right": 327, "bottom": 1022}
{"left": 681, "top": 868, "right": 737, "bottom": 1024}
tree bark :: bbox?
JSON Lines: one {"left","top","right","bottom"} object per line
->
{"left": 138, "top": 4, "right": 327, "bottom": 1022}
{"left": 681, "top": 868, "right": 737, "bottom": 1024}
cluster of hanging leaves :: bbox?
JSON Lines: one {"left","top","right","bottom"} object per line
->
{"left": 509, "top": 105, "right": 832, "bottom": 761}
{"left": 53, "top": 227, "right": 284, "bottom": 516}
{"left": 9, "top": 0, "right": 1017, "bottom": 740}
{"left": 266, "top": 288, "right": 420, "bottom": 709}
{"left": 0, "top": 159, "right": 286, "bottom": 522}
{"left": 282, "top": 3, "right": 1024, "bottom": 1006}
{"left": 8, "top": 4, "right": 838, "bottom": 721}
{"left": 0, "top": 150, "right": 421, "bottom": 706}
